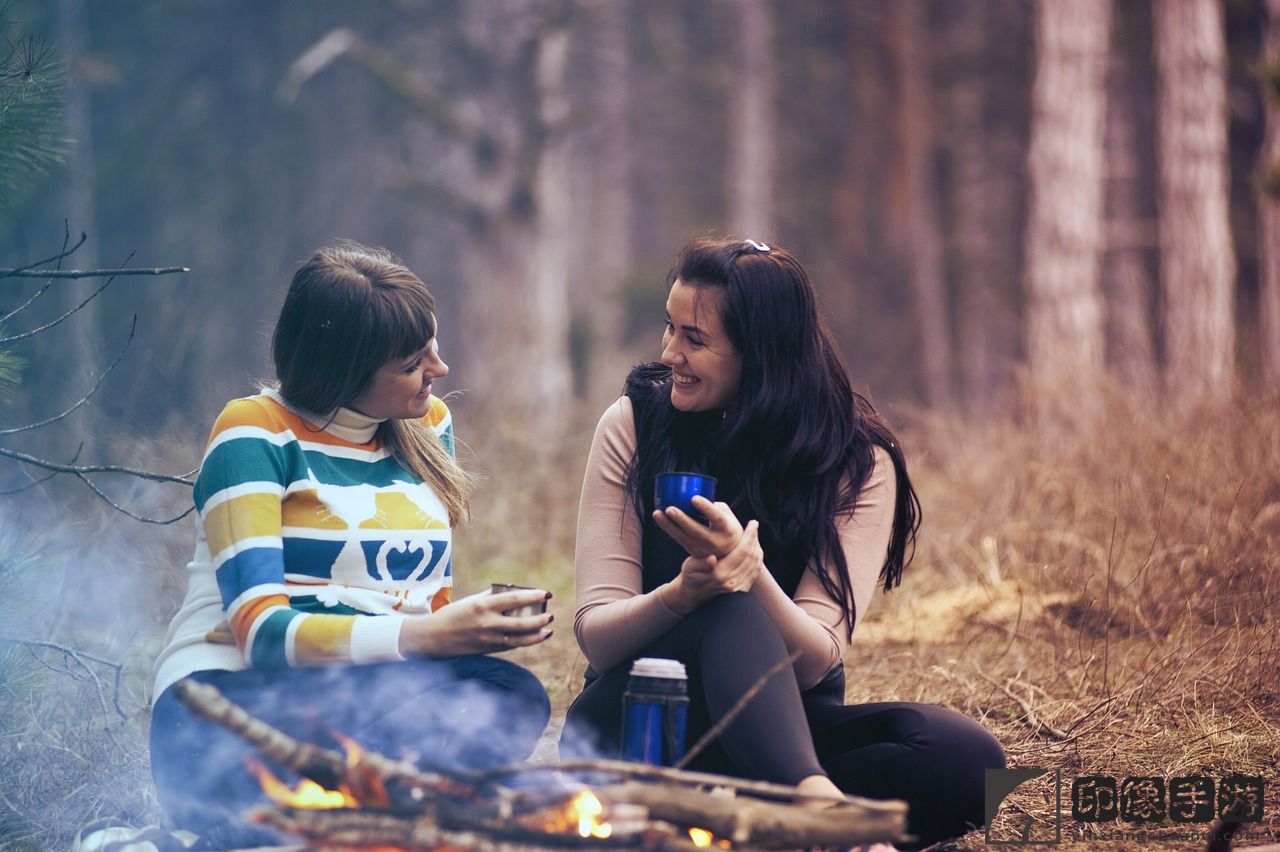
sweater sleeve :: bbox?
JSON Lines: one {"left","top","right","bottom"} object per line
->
{"left": 195, "top": 398, "right": 406, "bottom": 669}
{"left": 573, "top": 398, "right": 684, "bottom": 672}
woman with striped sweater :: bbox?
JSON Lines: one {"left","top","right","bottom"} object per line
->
{"left": 149, "top": 244, "right": 551, "bottom": 845}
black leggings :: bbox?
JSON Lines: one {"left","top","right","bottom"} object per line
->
{"left": 561, "top": 594, "right": 1005, "bottom": 847}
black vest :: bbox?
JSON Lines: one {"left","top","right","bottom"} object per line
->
{"left": 622, "top": 364, "right": 846, "bottom": 702}
{"left": 624, "top": 363, "right": 809, "bottom": 598}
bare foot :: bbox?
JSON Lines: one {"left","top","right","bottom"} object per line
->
{"left": 795, "top": 774, "right": 845, "bottom": 809}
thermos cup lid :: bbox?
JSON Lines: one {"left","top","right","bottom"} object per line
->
{"left": 629, "top": 657, "right": 688, "bottom": 679}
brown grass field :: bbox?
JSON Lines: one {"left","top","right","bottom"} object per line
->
{"left": 0, "top": 384, "right": 1277, "bottom": 851}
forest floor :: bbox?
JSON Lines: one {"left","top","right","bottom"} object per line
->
{"left": 1, "top": 383, "right": 1277, "bottom": 851}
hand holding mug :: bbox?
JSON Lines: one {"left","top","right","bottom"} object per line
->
{"left": 653, "top": 494, "right": 744, "bottom": 558}
{"left": 399, "top": 587, "right": 553, "bottom": 657}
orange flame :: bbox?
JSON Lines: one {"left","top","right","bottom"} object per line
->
{"left": 246, "top": 758, "right": 357, "bottom": 809}
{"left": 688, "top": 826, "right": 731, "bottom": 848}
{"left": 334, "top": 731, "right": 364, "bottom": 766}
{"left": 530, "top": 789, "right": 613, "bottom": 838}
{"left": 570, "top": 789, "right": 613, "bottom": 839}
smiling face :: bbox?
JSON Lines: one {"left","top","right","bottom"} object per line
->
{"left": 349, "top": 336, "right": 449, "bottom": 420}
{"left": 661, "top": 279, "right": 743, "bottom": 412}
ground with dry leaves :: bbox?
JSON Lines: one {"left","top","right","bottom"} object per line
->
{"left": 1, "top": 385, "right": 1276, "bottom": 850}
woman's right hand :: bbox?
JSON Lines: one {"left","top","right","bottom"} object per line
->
{"left": 398, "top": 589, "right": 554, "bottom": 657}
{"left": 652, "top": 496, "right": 744, "bottom": 558}
{"left": 661, "top": 520, "right": 763, "bottom": 615}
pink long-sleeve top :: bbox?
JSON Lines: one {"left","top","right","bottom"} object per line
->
{"left": 573, "top": 396, "right": 897, "bottom": 690}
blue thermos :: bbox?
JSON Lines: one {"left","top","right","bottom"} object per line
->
{"left": 621, "top": 658, "right": 689, "bottom": 765}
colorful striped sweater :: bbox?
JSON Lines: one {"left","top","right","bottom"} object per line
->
{"left": 152, "top": 388, "right": 455, "bottom": 700}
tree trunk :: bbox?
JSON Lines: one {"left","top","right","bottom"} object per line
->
{"left": 1023, "top": 0, "right": 1111, "bottom": 389}
{"left": 891, "top": 0, "right": 953, "bottom": 409}
{"left": 727, "top": 0, "right": 776, "bottom": 238}
{"left": 1101, "top": 0, "right": 1159, "bottom": 390}
{"left": 1153, "top": 0, "right": 1236, "bottom": 402}
{"left": 57, "top": 0, "right": 100, "bottom": 455}
{"left": 456, "top": 10, "right": 573, "bottom": 430}
{"left": 943, "top": 0, "right": 1031, "bottom": 418}
{"left": 1259, "top": 0, "right": 1280, "bottom": 390}
{"left": 577, "top": 0, "right": 635, "bottom": 403}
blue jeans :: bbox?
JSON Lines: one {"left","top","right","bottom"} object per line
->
{"left": 151, "top": 656, "right": 549, "bottom": 846}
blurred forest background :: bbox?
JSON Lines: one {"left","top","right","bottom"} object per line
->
{"left": 2, "top": 0, "right": 1278, "bottom": 849}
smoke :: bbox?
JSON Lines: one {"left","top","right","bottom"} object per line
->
{"left": 0, "top": 425, "right": 196, "bottom": 847}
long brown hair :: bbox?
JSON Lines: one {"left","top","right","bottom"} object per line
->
{"left": 626, "top": 237, "right": 921, "bottom": 637}
{"left": 271, "top": 242, "right": 470, "bottom": 525}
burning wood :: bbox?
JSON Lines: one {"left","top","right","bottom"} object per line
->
{"left": 172, "top": 678, "right": 907, "bottom": 850}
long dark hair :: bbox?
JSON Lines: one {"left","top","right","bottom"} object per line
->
{"left": 625, "top": 237, "right": 921, "bottom": 637}
{"left": 271, "top": 242, "right": 470, "bottom": 525}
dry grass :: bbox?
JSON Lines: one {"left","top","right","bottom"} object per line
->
{"left": 1, "top": 384, "right": 1277, "bottom": 850}
{"left": 853, "top": 383, "right": 1280, "bottom": 849}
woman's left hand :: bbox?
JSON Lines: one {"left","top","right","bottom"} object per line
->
{"left": 676, "top": 519, "right": 765, "bottom": 602}
{"left": 653, "top": 496, "right": 743, "bottom": 558}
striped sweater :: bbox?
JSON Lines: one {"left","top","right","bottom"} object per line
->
{"left": 153, "top": 388, "right": 455, "bottom": 699}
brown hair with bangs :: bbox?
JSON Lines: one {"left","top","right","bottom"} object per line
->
{"left": 272, "top": 243, "right": 470, "bottom": 525}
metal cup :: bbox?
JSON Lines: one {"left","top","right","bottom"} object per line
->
{"left": 653, "top": 472, "right": 717, "bottom": 521}
{"left": 489, "top": 583, "right": 548, "bottom": 618}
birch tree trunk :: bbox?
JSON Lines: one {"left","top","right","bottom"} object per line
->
{"left": 1154, "top": 0, "right": 1236, "bottom": 402}
{"left": 727, "top": 0, "right": 776, "bottom": 238}
{"left": 892, "top": 0, "right": 953, "bottom": 409}
{"left": 1259, "top": 0, "right": 1280, "bottom": 389}
{"left": 1101, "top": 0, "right": 1159, "bottom": 390}
{"left": 1023, "top": 0, "right": 1111, "bottom": 390}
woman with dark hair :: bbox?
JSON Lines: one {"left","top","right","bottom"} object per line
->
{"left": 149, "top": 243, "right": 552, "bottom": 845}
{"left": 563, "top": 237, "right": 1004, "bottom": 846}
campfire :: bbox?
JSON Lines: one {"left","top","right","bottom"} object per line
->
{"left": 173, "top": 679, "right": 907, "bottom": 850}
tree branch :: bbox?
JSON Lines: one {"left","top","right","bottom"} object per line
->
{"left": 0, "top": 249, "right": 134, "bottom": 345}
{"left": 979, "top": 672, "right": 1069, "bottom": 741}
{"left": 172, "top": 678, "right": 500, "bottom": 805}
{"left": 0, "top": 266, "right": 188, "bottom": 278}
{"left": 0, "top": 446, "right": 196, "bottom": 485}
{"left": 0, "top": 638, "right": 127, "bottom": 718}
{"left": 0, "top": 278, "right": 53, "bottom": 324}
{"left": 0, "top": 227, "right": 87, "bottom": 280}
{"left": 0, "top": 442, "right": 80, "bottom": 495}
{"left": 674, "top": 650, "right": 800, "bottom": 770}
{"left": 278, "top": 28, "right": 475, "bottom": 142}
{"left": 0, "top": 224, "right": 81, "bottom": 323}
{"left": 0, "top": 315, "right": 135, "bottom": 435}
{"left": 72, "top": 473, "right": 196, "bottom": 525}
{"left": 177, "top": 679, "right": 906, "bottom": 849}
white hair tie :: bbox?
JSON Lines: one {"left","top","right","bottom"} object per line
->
{"left": 743, "top": 239, "right": 771, "bottom": 252}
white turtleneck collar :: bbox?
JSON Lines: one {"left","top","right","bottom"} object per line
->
{"left": 260, "top": 388, "right": 384, "bottom": 445}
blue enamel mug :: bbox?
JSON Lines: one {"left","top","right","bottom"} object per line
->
{"left": 654, "top": 472, "right": 717, "bottom": 521}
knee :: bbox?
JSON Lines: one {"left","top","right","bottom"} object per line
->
{"left": 465, "top": 656, "right": 551, "bottom": 724}
{"left": 690, "top": 592, "right": 774, "bottom": 636}
{"left": 910, "top": 705, "right": 1005, "bottom": 772}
